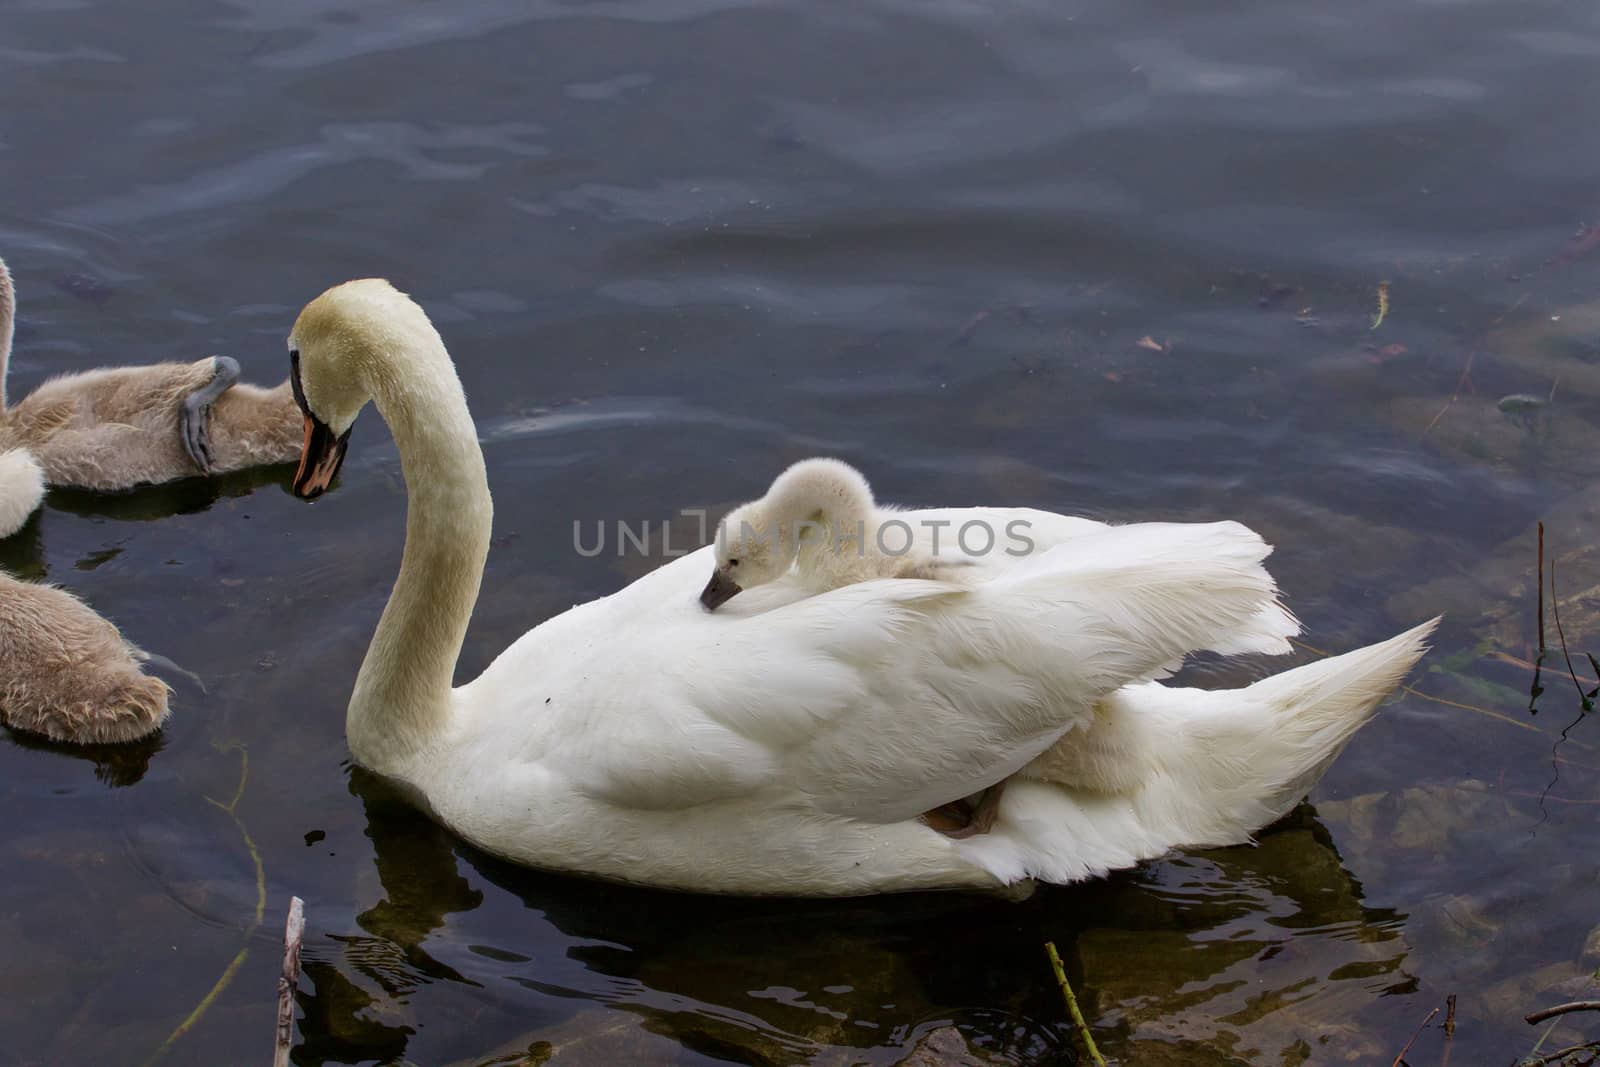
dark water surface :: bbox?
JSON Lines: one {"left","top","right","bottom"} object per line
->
{"left": 5, "top": 1, "right": 1600, "bottom": 1063}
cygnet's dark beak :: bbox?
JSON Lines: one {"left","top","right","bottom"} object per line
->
{"left": 700, "top": 568, "right": 742, "bottom": 611}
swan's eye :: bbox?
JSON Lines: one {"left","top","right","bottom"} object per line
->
{"left": 728, "top": 559, "right": 740, "bottom": 567}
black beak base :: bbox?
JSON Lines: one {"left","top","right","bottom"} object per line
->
{"left": 289, "top": 347, "right": 351, "bottom": 500}
{"left": 700, "top": 569, "right": 743, "bottom": 611}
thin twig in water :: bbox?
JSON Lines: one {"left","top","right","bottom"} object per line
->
{"left": 273, "top": 896, "right": 305, "bottom": 1067}
{"left": 1533, "top": 522, "right": 1547, "bottom": 713}
{"left": 1506, "top": 790, "right": 1600, "bottom": 805}
{"left": 1516, "top": 1043, "right": 1593, "bottom": 1067}
{"left": 1551, "top": 559, "right": 1593, "bottom": 713}
{"left": 1522, "top": 1041, "right": 1600, "bottom": 1066}
{"left": 1424, "top": 292, "right": 1528, "bottom": 436}
{"left": 1490, "top": 651, "right": 1597, "bottom": 691}
{"left": 1402, "top": 685, "right": 1554, "bottom": 736}
{"left": 1424, "top": 351, "right": 1475, "bottom": 437}
{"left": 1287, "top": 637, "right": 1571, "bottom": 740}
{"left": 1540, "top": 522, "right": 1547, "bottom": 654}
{"left": 1391, "top": 1005, "right": 1438, "bottom": 1066}
{"left": 1044, "top": 942, "right": 1107, "bottom": 1067}
{"left": 1530, "top": 1016, "right": 1563, "bottom": 1059}
{"left": 1527, "top": 1000, "right": 1600, "bottom": 1025}
{"left": 1440, "top": 993, "right": 1457, "bottom": 1067}
{"left": 1535, "top": 564, "right": 1596, "bottom": 826}
{"left": 143, "top": 743, "right": 266, "bottom": 1067}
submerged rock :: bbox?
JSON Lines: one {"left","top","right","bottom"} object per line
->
{"left": 895, "top": 1025, "right": 1010, "bottom": 1066}
{"left": 1385, "top": 394, "right": 1600, "bottom": 486}
{"left": 437, "top": 1011, "right": 664, "bottom": 1066}
{"left": 1582, "top": 923, "right": 1600, "bottom": 970}
{"left": 1389, "top": 490, "right": 1600, "bottom": 653}
{"left": 1486, "top": 300, "right": 1600, "bottom": 400}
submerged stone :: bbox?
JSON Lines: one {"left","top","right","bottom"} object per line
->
{"left": 895, "top": 1025, "right": 1009, "bottom": 1066}
{"left": 1389, "top": 491, "right": 1600, "bottom": 653}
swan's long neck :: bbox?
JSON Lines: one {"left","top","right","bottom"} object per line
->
{"left": 770, "top": 474, "right": 876, "bottom": 581}
{"left": 347, "top": 336, "right": 491, "bottom": 773}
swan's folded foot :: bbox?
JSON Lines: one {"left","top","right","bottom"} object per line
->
{"left": 920, "top": 779, "right": 1007, "bottom": 839}
{"left": 179, "top": 355, "right": 240, "bottom": 473}
{"left": 921, "top": 801, "right": 973, "bottom": 835}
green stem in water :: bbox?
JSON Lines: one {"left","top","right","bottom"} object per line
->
{"left": 143, "top": 743, "right": 267, "bottom": 1066}
{"left": 1045, "top": 941, "right": 1106, "bottom": 1067}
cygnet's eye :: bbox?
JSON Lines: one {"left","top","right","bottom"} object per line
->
{"left": 728, "top": 559, "right": 740, "bottom": 568}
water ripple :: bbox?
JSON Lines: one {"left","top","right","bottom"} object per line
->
{"left": 62, "top": 121, "right": 546, "bottom": 225}
{"left": 218, "top": 0, "right": 784, "bottom": 69}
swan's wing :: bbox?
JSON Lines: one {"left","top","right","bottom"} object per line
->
{"left": 873, "top": 507, "right": 1295, "bottom": 662}
{"left": 540, "top": 519, "right": 1284, "bottom": 824}
{"left": 482, "top": 517, "right": 1292, "bottom": 825}
{"left": 712, "top": 519, "right": 1294, "bottom": 823}
{"left": 669, "top": 578, "right": 1077, "bottom": 823}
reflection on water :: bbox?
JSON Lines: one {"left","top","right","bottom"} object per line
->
{"left": 3, "top": 0, "right": 1600, "bottom": 1062}
{"left": 42, "top": 465, "right": 298, "bottom": 523}
{"left": 290, "top": 776, "right": 1407, "bottom": 1066}
{"left": 2, "top": 726, "right": 165, "bottom": 788}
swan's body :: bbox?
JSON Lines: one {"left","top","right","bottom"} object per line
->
{"left": 0, "top": 255, "right": 301, "bottom": 497}
{"left": 0, "top": 572, "right": 170, "bottom": 744}
{"left": 702, "top": 458, "right": 974, "bottom": 610}
{"left": 288, "top": 278, "right": 1436, "bottom": 896}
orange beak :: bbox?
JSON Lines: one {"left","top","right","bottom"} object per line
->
{"left": 293, "top": 413, "right": 350, "bottom": 500}
{"left": 289, "top": 349, "right": 350, "bottom": 500}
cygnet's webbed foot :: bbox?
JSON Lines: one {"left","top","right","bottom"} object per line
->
{"left": 920, "top": 779, "right": 1007, "bottom": 839}
{"left": 179, "top": 356, "right": 240, "bottom": 473}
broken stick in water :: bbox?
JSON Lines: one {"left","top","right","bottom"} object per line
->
{"left": 1551, "top": 559, "right": 1594, "bottom": 713}
{"left": 1531, "top": 521, "right": 1546, "bottom": 713}
{"left": 1526, "top": 999, "right": 1600, "bottom": 1026}
{"left": 1440, "top": 992, "right": 1458, "bottom": 1067}
{"left": 273, "top": 896, "right": 305, "bottom": 1067}
{"left": 1389, "top": 1005, "right": 1438, "bottom": 1067}
{"left": 1044, "top": 941, "right": 1106, "bottom": 1067}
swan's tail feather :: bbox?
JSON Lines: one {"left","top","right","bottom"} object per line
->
{"left": 1198, "top": 615, "right": 1439, "bottom": 826}
{"left": 991, "top": 521, "right": 1298, "bottom": 693}
{"left": 962, "top": 618, "right": 1438, "bottom": 885}
{"left": 0, "top": 447, "right": 45, "bottom": 538}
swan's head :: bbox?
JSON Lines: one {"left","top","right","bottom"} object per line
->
{"left": 702, "top": 500, "right": 792, "bottom": 609}
{"left": 287, "top": 278, "right": 434, "bottom": 499}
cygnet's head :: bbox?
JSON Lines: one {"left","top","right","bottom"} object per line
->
{"left": 701, "top": 500, "right": 794, "bottom": 609}
{"left": 287, "top": 278, "right": 439, "bottom": 499}
{"left": 699, "top": 457, "right": 876, "bottom": 611}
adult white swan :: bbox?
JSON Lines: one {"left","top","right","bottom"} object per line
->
{"left": 287, "top": 278, "right": 1435, "bottom": 896}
